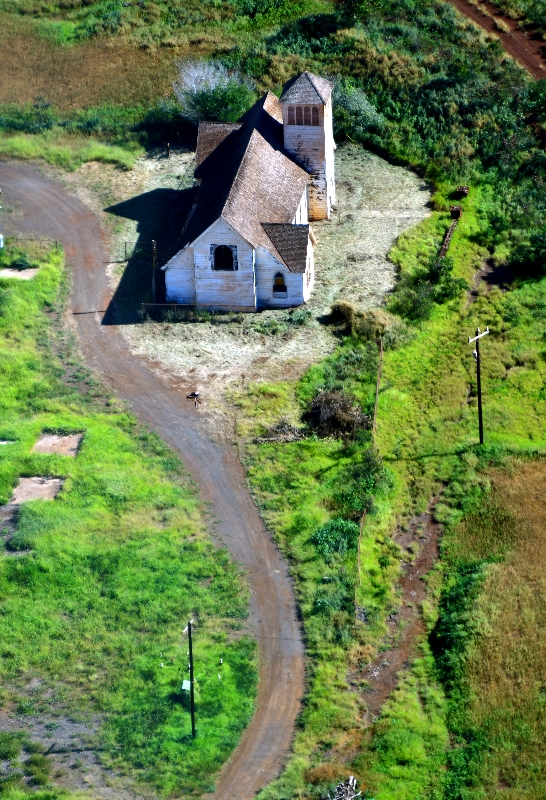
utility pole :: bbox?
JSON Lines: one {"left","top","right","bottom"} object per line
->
{"left": 468, "top": 326, "right": 489, "bottom": 445}
{"left": 151, "top": 240, "right": 157, "bottom": 303}
{"left": 188, "top": 620, "right": 196, "bottom": 738}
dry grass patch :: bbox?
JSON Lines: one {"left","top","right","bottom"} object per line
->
{"left": 457, "top": 460, "right": 546, "bottom": 798}
{"left": 0, "top": 15, "right": 188, "bottom": 109}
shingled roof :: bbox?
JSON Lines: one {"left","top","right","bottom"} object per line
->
{"left": 261, "top": 224, "right": 309, "bottom": 273}
{"left": 280, "top": 71, "right": 333, "bottom": 105}
{"left": 195, "top": 123, "right": 241, "bottom": 168}
{"left": 172, "top": 90, "right": 310, "bottom": 267}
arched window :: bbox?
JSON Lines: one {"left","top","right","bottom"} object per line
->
{"left": 296, "top": 106, "right": 303, "bottom": 125}
{"left": 303, "top": 106, "right": 311, "bottom": 125}
{"left": 312, "top": 106, "right": 319, "bottom": 126}
{"left": 287, "top": 106, "right": 295, "bottom": 125}
{"left": 213, "top": 245, "right": 234, "bottom": 271}
{"left": 273, "top": 272, "right": 287, "bottom": 293}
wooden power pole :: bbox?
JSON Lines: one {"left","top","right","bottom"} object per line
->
{"left": 188, "top": 620, "right": 196, "bottom": 738}
{"left": 468, "top": 326, "right": 489, "bottom": 445}
{"left": 151, "top": 240, "right": 157, "bottom": 302}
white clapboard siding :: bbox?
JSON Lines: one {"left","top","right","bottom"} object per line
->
{"left": 193, "top": 219, "right": 257, "bottom": 311}
{"left": 302, "top": 237, "right": 315, "bottom": 302}
{"left": 255, "top": 247, "right": 305, "bottom": 308}
{"left": 163, "top": 247, "right": 196, "bottom": 303}
{"left": 292, "top": 188, "right": 309, "bottom": 225}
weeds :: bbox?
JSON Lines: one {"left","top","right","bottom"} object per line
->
{"left": 0, "top": 245, "right": 256, "bottom": 796}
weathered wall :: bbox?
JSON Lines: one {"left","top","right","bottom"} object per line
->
{"left": 193, "top": 218, "right": 257, "bottom": 311}
{"left": 282, "top": 99, "right": 335, "bottom": 221}
{"left": 163, "top": 246, "right": 196, "bottom": 303}
{"left": 302, "top": 237, "right": 314, "bottom": 303}
{"left": 292, "top": 188, "right": 309, "bottom": 224}
{"left": 255, "top": 247, "right": 305, "bottom": 308}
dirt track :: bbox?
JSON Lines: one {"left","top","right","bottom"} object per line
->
{"left": 0, "top": 162, "right": 305, "bottom": 800}
{"left": 448, "top": 0, "right": 546, "bottom": 77}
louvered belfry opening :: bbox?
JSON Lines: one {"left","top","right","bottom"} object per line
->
{"left": 213, "top": 245, "right": 234, "bottom": 270}
{"left": 287, "top": 105, "right": 320, "bottom": 126}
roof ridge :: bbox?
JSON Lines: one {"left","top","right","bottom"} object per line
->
{"left": 305, "top": 71, "right": 328, "bottom": 103}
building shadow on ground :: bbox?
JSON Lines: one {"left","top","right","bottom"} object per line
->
{"left": 103, "top": 186, "right": 196, "bottom": 325}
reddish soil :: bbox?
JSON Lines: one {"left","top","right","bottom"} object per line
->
{"left": 350, "top": 498, "right": 441, "bottom": 722}
{"left": 0, "top": 162, "right": 304, "bottom": 800}
{"left": 448, "top": 0, "right": 546, "bottom": 77}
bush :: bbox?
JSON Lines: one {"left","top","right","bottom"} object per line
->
{"left": 303, "top": 389, "right": 370, "bottom": 439}
{"left": 0, "top": 732, "right": 27, "bottom": 760}
{"left": 510, "top": 225, "right": 546, "bottom": 277}
{"left": 333, "top": 449, "right": 392, "bottom": 519}
{"left": 388, "top": 254, "right": 468, "bottom": 321}
{"left": 310, "top": 518, "right": 360, "bottom": 560}
{"left": 333, "top": 77, "right": 385, "bottom": 142}
{"left": 173, "top": 60, "right": 257, "bottom": 123}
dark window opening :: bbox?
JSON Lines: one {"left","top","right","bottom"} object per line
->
{"left": 288, "top": 106, "right": 295, "bottom": 125}
{"left": 273, "top": 272, "right": 287, "bottom": 293}
{"left": 213, "top": 245, "right": 234, "bottom": 270}
{"left": 296, "top": 106, "right": 303, "bottom": 125}
{"left": 312, "top": 106, "right": 319, "bottom": 126}
{"left": 304, "top": 106, "right": 311, "bottom": 125}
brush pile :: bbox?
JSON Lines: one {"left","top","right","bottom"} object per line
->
{"left": 304, "top": 390, "right": 370, "bottom": 440}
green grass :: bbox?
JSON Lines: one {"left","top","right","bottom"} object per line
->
{"left": 232, "top": 179, "right": 546, "bottom": 799}
{"left": 0, "top": 133, "right": 141, "bottom": 170}
{"left": 0, "top": 244, "right": 256, "bottom": 798}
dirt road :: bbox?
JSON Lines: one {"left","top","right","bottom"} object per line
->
{"left": 448, "top": 0, "right": 546, "bottom": 77}
{"left": 0, "top": 162, "right": 305, "bottom": 800}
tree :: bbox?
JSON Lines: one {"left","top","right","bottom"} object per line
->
{"left": 173, "top": 60, "right": 256, "bottom": 123}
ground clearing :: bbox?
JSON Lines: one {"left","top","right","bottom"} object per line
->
{"left": 32, "top": 433, "right": 83, "bottom": 456}
{"left": 9, "top": 476, "right": 64, "bottom": 503}
{"left": 0, "top": 268, "right": 39, "bottom": 279}
{"left": 103, "top": 144, "right": 430, "bottom": 410}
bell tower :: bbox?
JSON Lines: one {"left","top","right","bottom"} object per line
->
{"left": 280, "top": 71, "right": 336, "bottom": 221}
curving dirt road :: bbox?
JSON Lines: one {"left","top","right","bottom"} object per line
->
{"left": 0, "top": 162, "right": 305, "bottom": 800}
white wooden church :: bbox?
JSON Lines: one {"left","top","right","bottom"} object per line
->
{"left": 162, "top": 71, "right": 336, "bottom": 311}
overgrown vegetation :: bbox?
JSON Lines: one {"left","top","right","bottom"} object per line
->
{"left": 0, "top": 243, "right": 256, "bottom": 797}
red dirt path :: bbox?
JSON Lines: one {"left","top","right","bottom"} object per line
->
{"left": 448, "top": 0, "right": 546, "bottom": 78}
{"left": 0, "top": 162, "right": 305, "bottom": 800}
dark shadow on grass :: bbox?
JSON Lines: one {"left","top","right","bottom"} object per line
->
{"left": 102, "top": 186, "right": 197, "bottom": 325}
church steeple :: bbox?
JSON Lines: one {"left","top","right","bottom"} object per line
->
{"left": 279, "top": 72, "right": 336, "bottom": 221}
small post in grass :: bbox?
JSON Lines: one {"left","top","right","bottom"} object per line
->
{"left": 468, "top": 326, "right": 489, "bottom": 445}
{"left": 188, "top": 619, "right": 196, "bottom": 738}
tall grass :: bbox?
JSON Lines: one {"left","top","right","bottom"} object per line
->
{"left": 0, "top": 246, "right": 256, "bottom": 797}
{"left": 0, "top": 133, "right": 140, "bottom": 170}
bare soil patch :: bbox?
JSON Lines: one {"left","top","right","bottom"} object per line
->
{"left": 0, "top": 715, "right": 155, "bottom": 800}
{"left": 10, "top": 477, "right": 64, "bottom": 503}
{"left": 0, "top": 268, "right": 39, "bottom": 280}
{"left": 350, "top": 497, "right": 441, "bottom": 723}
{"left": 32, "top": 433, "right": 83, "bottom": 456}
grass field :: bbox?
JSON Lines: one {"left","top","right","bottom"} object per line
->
{"left": 0, "top": 242, "right": 256, "bottom": 798}
{"left": 232, "top": 186, "right": 546, "bottom": 798}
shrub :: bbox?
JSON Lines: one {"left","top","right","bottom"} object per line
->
{"left": 303, "top": 389, "right": 370, "bottom": 439}
{"left": 388, "top": 254, "right": 468, "bottom": 321}
{"left": 0, "top": 732, "right": 27, "bottom": 760}
{"left": 333, "top": 449, "right": 392, "bottom": 519}
{"left": 173, "top": 60, "right": 257, "bottom": 123}
{"left": 333, "top": 77, "right": 385, "bottom": 142}
{"left": 310, "top": 518, "right": 360, "bottom": 560}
